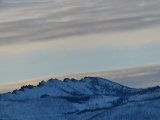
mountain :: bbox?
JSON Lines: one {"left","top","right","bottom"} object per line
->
{"left": 0, "top": 77, "right": 136, "bottom": 100}
{"left": 0, "top": 77, "right": 160, "bottom": 120}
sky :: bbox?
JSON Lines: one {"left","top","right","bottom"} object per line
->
{"left": 0, "top": 0, "right": 160, "bottom": 92}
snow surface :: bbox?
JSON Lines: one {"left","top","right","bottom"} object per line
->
{"left": 0, "top": 77, "right": 160, "bottom": 120}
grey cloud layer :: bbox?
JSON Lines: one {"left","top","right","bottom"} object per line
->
{"left": 1, "top": 63, "right": 160, "bottom": 93}
{"left": 88, "top": 63, "right": 160, "bottom": 88}
{"left": 60, "top": 63, "right": 160, "bottom": 88}
{"left": 1, "top": 0, "right": 160, "bottom": 45}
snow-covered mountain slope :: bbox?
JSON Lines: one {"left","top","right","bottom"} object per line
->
{"left": 0, "top": 77, "right": 160, "bottom": 120}
{"left": 0, "top": 77, "right": 135, "bottom": 100}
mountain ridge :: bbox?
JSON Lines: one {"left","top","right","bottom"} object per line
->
{"left": 1, "top": 77, "right": 160, "bottom": 101}
{"left": 1, "top": 77, "right": 160, "bottom": 120}
{"left": 0, "top": 77, "right": 137, "bottom": 100}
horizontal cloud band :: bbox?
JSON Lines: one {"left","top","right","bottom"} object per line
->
{"left": 1, "top": 62, "right": 160, "bottom": 93}
{"left": 0, "top": 0, "right": 160, "bottom": 45}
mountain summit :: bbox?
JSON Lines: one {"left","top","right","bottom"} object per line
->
{"left": 1, "top": 77, "right": 135, "bottom": 100}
